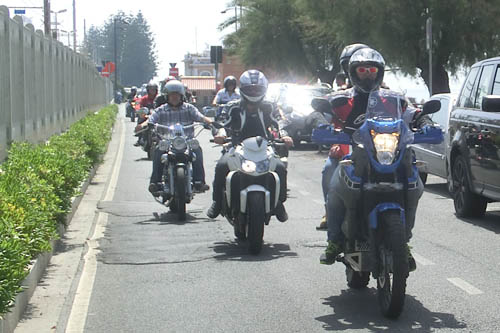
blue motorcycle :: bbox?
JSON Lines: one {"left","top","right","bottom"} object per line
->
{"left": 312, "top": 90, "right": 442, "bottom": 318}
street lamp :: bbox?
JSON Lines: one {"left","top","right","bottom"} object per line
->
{"left": 221, "top": 5, "right": 240, "bottom": 32}
{"left": 51, "top": 8, "right": 67, "bottom": 40}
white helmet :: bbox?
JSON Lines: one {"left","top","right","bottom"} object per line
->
{"left": 239, "top": 70, "right": 268, "bottom": 103}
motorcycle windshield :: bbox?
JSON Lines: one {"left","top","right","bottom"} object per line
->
{"left": 352, "top": 90, "right": 414, "bottom": 147}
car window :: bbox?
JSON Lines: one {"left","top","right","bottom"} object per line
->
{"left": 474, "top": 64, "right": 495, "bottom": 109}
{"left": 430, "top": 97, "right": 449, "bottom": 128}
{"left": 457, "top": 67, "right": 479, "bottom": 108}
{"left": 492, "top": 66, "right": 500, "bottom": 95}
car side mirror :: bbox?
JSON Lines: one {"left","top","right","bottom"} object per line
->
{"left": 421, "top": 99, "right": 441, "bottom": 116}
{"left": 482, "top": 95, "right": 500, "bottom": 112}
{"left": 311, "top": 98, "right": 331, "bottom": 113}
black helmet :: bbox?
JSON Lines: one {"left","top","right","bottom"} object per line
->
{"left": 339, "top": 43, "right": 369, "bottom": 75}
{"left": 239, "top": 70, "right": 268, "bottom": 103}
{"left": 223, "top": 76, "right": 237, "bottom": 89}
{"left": 131, "top": 86, "right": 137, "bottom": 93}
{"left": 348, "top": 48, "right": 385, "bottom": 93}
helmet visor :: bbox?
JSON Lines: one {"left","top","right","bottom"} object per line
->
{"left": 240, "top": 85, "right": 266, "bottom": 98}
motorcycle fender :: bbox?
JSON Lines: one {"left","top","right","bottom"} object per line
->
{"left": 225, "top": 171, "right": 238, "bottom": 209}
{"left": 368, "top": 203, "right": 405, "bottom": 229}
{"left": 240, "top": 185, "right": 271, "bottom": 214}
{"left": 269, "top": 171, "right": 280, "bottom": 209}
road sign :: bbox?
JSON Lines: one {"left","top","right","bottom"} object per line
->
{"left": 14, "top": 9, "right": 26, "bottom": 15}
{"left": 169, "top": 67, "right": 179, "bottom": 77}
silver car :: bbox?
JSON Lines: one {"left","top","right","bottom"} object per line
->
{"left": 413, "top": 93, "right": 457, "bottom": 186}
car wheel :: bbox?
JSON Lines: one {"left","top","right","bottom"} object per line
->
{"left": 451, "top": 155, "right": 487, "bottom": 218}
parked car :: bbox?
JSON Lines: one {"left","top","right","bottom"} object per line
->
{"left": 413, "top": 93, "right": 457, "bottom": 185}
{"left": 447, "top": 57, "right": 500, "bottom": 217}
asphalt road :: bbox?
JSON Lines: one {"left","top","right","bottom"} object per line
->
{"left": 17, "top": 107, "right": 500, "bottom": 332}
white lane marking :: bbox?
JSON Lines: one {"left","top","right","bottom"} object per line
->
{"left": 313, "top": 199, "right": 324, "bottom": 206}
{"left": 412, "top": 252, "right": 435, "bottom": 266}
{"left": 66, "top": 116, "right": 125, "bottom": 332}
{"left": 447, "top": 278, "right": 483, "bottom": 295}
{"left": 299, "top": 190, "right": 310, "bottom": 196}
{"left": 66, "top": 213, "right": 108, "bottom": 332}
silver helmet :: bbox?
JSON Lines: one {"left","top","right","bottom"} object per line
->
{"left": 239, "top": 70, "right": 268, "bottom": 103}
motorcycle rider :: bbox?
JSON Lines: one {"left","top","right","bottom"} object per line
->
{"left": 127, "top": 86, "right": 138, "bottom": 101}
{"left": 135, "top": 80, "right": 214, "bottom": 195}
{"left": 134, "top": 83, "right": 159, "bottom": 146}
{"left": 212, "top": 76, "right": 240, "bottom": 119}
{"left": 319, "top": 48, "right": 433, "bottom": 269}
{"left": 206, "top": 70, "right": 293, "bottom": 221}
{"left": 213, "top": 75, "right": 240, "bottom": 105}
{"left": 317, "top": 43, "right": 370, "bottom": 230}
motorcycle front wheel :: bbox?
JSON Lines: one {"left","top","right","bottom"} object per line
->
{"left": 175, "top": 167, "right": 186, "bottom": 221}
{"left": 377, "top": 210, "right": 408, "bottom": 318}
{"left": 247, "top": 192, "right": 265, "bottom": 255}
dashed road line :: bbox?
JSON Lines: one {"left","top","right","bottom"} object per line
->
{"left": 447, "top": 277, "right": 483, "bottom": 295}
{"left": 412, "top": 252, "right": 435, "bottom": 266}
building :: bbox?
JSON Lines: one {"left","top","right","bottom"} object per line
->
{"left": 183, "top": 50, "right": 215, "bottom": 77}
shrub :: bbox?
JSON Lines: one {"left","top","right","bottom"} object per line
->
{"left": 0, "top": 104, "right": 117, "bottom": 316}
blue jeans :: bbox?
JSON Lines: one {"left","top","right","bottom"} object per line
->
{"left": 326, "top": 165, "right": 346, "bottom": 243}
{"left": 150, "top": 147, "right": 205, "bottom": 184}
{"left": 321, "top": 157, "right": 339, "bottom": 203}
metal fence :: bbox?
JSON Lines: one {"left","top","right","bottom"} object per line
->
{"left": 0, "top": 6, "right": 113, "bottom": 161}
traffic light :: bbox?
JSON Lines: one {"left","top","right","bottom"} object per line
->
{"left": 210, "top": 46, "right": 223, "bottom": 64}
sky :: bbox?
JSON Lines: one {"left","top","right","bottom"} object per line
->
{"left": 2, "top": 0, "right": 465, "bottom": 101}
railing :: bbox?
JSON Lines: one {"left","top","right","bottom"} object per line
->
{"left": 0, "top": 6, "right": 113, "bottom": 161}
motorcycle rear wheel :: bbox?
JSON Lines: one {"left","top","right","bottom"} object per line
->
{"left": 175, "top": 168, "right": 186, "bottom": 221}
{"left": 377, "top": 210, "right": 408, "bottom": 318}
{"left": 247, "top": 192, "right": 265, "bottom": 255}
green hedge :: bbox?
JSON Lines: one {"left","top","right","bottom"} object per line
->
{"left": 0, "top": 105, "right": 117, "bottom": 316}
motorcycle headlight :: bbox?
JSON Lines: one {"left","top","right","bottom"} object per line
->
{"left": 188, "top": 139, "right": 200, "bottom": 150}
{"left": 372, "top": 131, "right": 399, "bottom": 165}
{"left": 172, "top": 137, "right": 187, "bottom": 151}
{"left": 255, "top": 159, "right": 270, "bottom": 173}
{"left": 241, "top": 160, "right": 257, "bottom": 173}
{"left": 158, "top": 139, "right": 170, "bottom": 151}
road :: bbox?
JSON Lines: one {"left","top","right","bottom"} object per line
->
{"left": 17, "top": 107, "right": 500, "bottom": 332}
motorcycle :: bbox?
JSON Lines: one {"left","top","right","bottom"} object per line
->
{"left": 311, "top": 90, "right": 442, "bottom": 318}
{"left": 219, "top": 135, "right": 286, "bottom": 255}
{"left": 149, "top": 122, "right": 208, "bottom": 221}
{"left": 134, "top": 107, "right": 155, "bottom": 160}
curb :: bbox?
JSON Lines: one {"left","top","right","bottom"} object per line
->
{"left": 0, "top": 167, "right": 97, "bottom": 333}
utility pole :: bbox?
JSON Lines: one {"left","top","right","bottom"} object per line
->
{"left": 44, "top": 0, "right": 50, "bottom": 35}
{"left": 73, "top": 0, "right": 77, "bottom": 50}
{"left": 113, "top": 17, "right": 118, "bottom": 95}
{"left": 426, "top": 17, "right": 433, "bottom": 96}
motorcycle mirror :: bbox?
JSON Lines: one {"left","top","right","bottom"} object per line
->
{"left": 311, "top": 98, "right": 331, "bottom": 113}
{"left": 283, "top": 106, "right": 293, "bottom": 114}
{"left": 421, "top": 99, "right": 441, "bottom": 116}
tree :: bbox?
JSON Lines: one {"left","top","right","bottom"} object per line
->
{"left": 223, "top": 0, "right": 500, "bottom": 94}
{"left": 222, "top": 0, "right": 340, "bottom": 83}
{"left": 81, "top": 11, "right": 158, "bottom": 87}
